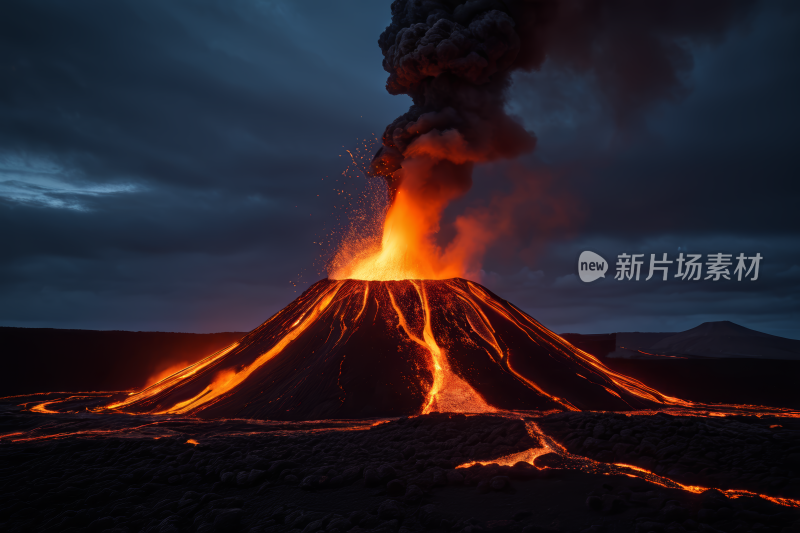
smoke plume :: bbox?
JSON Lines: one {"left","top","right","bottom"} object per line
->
{"left": 332, "top": 0, "right": 756, "bottom": 281}
{"left": 371, "top": 0, "right": 537, "bottom": 202}
{"left": 371, "top": 0, "right": 755, "bottom": 197}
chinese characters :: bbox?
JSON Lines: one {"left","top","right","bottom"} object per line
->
{"left": 615, "top": 253, "right": 761, "bottom": 281}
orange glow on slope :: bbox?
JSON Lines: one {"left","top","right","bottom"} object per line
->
{"left": 143, "top": 361, "right": 192, "bottom": 389}
{"left": 96, "top": 278, "right": 800, "bottom": 419}
{"left": 158, "top": 367, "right": 237, "bottom": 414}
{"left": 463, "top": 281, "right": 692, "bottom": 409}
{"left": 450, "top": 282, "right": 580, "bottom": 411}
{"left": 105, "top": 341, "right": 242, "bottom": 410}
{"left": 385, "top": 281, "right": 495, "bottom": 414}
{"left": 153, "top": 283, "right": 342, "bottom": 415}
{"left": 101, "top": 279, "right": 505, "bottom": 417}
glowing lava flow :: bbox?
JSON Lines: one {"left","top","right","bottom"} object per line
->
{"left": 107, "top": 282, "right": 342, "bottom": 415}
{"left": 57, "top": 277, "right": 797, "bottom": 421}
{"left": 89, "top": 278, "right": 678, "bottom": 419}
{"left": 386, "top": 281, "right": 495, "bottom": 415}
{"left": 104, "top": 341, "right": 242, "bottom": 411}
{"left": 456, "top": 418, "right": 800, "bottom": 510}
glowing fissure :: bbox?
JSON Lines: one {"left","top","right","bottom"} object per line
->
{"left": 454, "top": 290, "right": 504, "bottom": 361}
{"left": 414, "top": 282, "right": 445, "bottom": 414}
{"left": 464, "top": 281, "right": 679, "bottom": 408}
{"left": 533, "top": 420, "right": 800, "bottom": 510}
{"left": 461, "top": 282, "right": 579, "bottom": 411}
{"left": 105, "top": 341, "right": 241, "bottom": 410}
{"left": 158, "top": 282, "right": 343, "bottom": 415}
{"left": 386, "top": 281, "right": 494, "bottom": 415}
{"left": 456, "top": 418, "right": 800, "bottom": 510}
{"left": 106, "top": 282, "right": 343, "bottom": 416}
{"left": 30, "top": 401, "right": 60, "bottom": 414}
{"left": 417, "top": 282, "right": 495, "bottom": 415}
{"left": 355, "top": 283, "right": 369, "bottom": 321}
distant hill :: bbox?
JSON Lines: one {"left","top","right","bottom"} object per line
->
{"left": 650, "top": 321, "right": 800, "bottom": 360}
{"left": 0, "top": 328, "right": 246, "bottom": 396}
{"left": 607, "top": 332, "right": 677, "bottom": 358}
{"left": 563, "top": 330, "right": 800, "bottom": 408}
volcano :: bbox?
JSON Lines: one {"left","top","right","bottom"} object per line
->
{"left": 106, "top": 279, "right": 687, "bottom": 420}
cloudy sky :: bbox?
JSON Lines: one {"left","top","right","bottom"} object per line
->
{"left": 1, "top": 0, "right": 798, "bottom": 338}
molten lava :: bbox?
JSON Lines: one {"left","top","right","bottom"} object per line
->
{"left": 102, "top": 278, "right": 694, "bottom": 420}
{"left": 331, "top": 186, "right": 466, "bottom": 281}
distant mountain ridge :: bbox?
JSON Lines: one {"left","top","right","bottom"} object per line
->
{"left": 650, "top": 321, "right": 800, "bottom": 360}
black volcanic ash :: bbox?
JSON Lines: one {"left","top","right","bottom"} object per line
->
{"left": 370, "top": 0, "right": 757, "bottom": 202}
{"left": 371, "top": 0, "right": 536, "bottom": 199}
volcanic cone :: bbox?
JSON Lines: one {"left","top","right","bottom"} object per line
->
{"left": 106, "top": 279, "right": 684, "bottom": 420}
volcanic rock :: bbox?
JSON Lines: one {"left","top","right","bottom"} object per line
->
{"left": 106, "top": 278, "right": 675, "bottom": 420}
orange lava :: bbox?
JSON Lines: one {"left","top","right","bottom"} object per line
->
{"left": 29, "top": 401, "right": 60, "bottom": 414}
{"left": 456, "top": 445, "right": 553, "bottom": 470}
{"left": 455, "top": 418, "right": 800, "bottom": 509}
{"left": 143, "top": 361, "right": 192, "bottom": 389}
{"left": 90, "top": 277, "right": 800, "bottom": 420}
{"left": 98, "top": 279, "right": 503, "bottom": 417}
{"left": 386, "top": 280, "right": 495, "bottom": 414}
{"left": 329, "top": 132, "right": 527, "bottom": 282}
{"left": 330, "top": 186, "right": 466, "bottom": 280}
{"left": 104, "top": 341, "right": 242, "bottom": 412}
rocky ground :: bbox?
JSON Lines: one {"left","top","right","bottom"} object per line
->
{"left": 538, "top": 412, "right": 800, "bottom": 499}
{"left": 1, "top": 409, "right": 800, "bottom": 533}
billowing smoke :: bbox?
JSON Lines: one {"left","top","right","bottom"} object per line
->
{"left": 371, "top": 0, "right": 537, "bottom": 203}
{"left": 371, "top": 0, "right": 755, "bottom": 199}
{"left": 333, "top": 0, "right": 755, "bottom": 281}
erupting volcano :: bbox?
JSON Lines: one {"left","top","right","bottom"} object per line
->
{"left": 102, "top": 0, "right": 745, "bottom": 422}
{"left": 8, "top": 3, "right": 800, "bottom": 533}
{"left": 107, "top": 278, "right": 689, "bottom": 420}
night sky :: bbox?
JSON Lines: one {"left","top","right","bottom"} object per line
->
{"left": 1, "top": 0, "right": 798, "bottom": 339}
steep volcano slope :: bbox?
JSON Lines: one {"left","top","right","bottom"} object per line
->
{"left": 105, "top": 279, "right": 686, "bottom": 420}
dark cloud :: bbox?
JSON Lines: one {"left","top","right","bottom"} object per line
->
{"left": 507, "top": 0, "right": 800, "bottom": 236}
{"left": 0, "top": 0, "right": 407, "bottom": 329}
{"left": 439, "top": 0, "right": 800, "bottom": 337}
{"left": 0, "top": 0, "right": 798, "bottom": 339}
{"left": 479, "top": 234, "right": 800, "bottom": 338}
